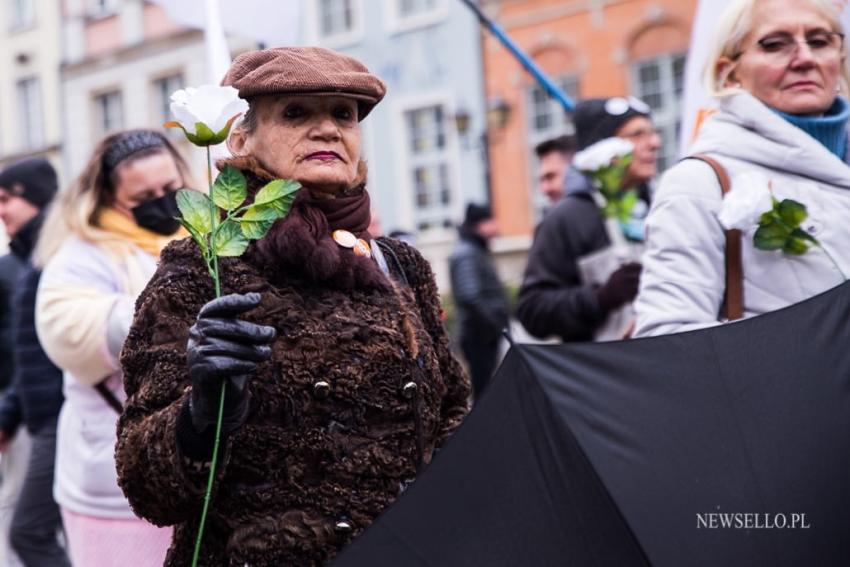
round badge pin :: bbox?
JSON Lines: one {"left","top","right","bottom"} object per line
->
{"left": 332, "top": 230, "right": 357, "bottom": 248}
{"left": 353, "top": 239, "right": 371, "bottom": 257}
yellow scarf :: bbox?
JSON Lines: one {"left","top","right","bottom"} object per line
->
{"left": 97, "top": 208, "right": 187, "bottom": 258}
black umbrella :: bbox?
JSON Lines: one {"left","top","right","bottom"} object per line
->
{"left": 334, "top": 282, "right": 850, "bottom": 567}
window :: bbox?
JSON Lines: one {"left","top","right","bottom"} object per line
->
{"left": 313, "top": 0, "right": 362, "bottom": 47}
{"left": 404, "top": 104, "right": 455, "bottom": 231}
{"left": 153, "top": 74, "right": 184, "bottom": 126}
{"left": 17, "top": 77, "right": 43, "bottom": 150}
{"left": 526, "top": 76, "right": 579, "bottom": 219}
{"left": 631, "top": 53, "right": 686, "bottom": 172}
{"left": 318, "top": 0, "right": 354, "bottom": 37}
{"left": 88, "top": 0, "right": 117, "bottom": 19}
{"left": 8, "top": 0, "right": 34, "bottom": 29}
{"left": 94, "top": 91, "right": 123, "bottom": 137}
{"left": 387, "top": 0, "right": 447, "bottom": 34}
{"left": 398, "top": 0, "right": 438, "bottom": 18}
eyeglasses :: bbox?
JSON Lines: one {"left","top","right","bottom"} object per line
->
{"left": 736, "top": 31, "right": 845, "bottom": 61}
{"left": 618, "top": 127, "right": 661, "bottom": 142}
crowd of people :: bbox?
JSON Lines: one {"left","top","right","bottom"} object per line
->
{"left": 0, "top": 0, "right": 848, "bottom": 564}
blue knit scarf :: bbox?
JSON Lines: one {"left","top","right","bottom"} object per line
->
{"left": 773, "top": 96, "right": 850, "bottom": 160}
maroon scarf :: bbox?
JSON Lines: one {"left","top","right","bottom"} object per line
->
{"left": 221, "top": 156, "right": 389, "bottom": 291}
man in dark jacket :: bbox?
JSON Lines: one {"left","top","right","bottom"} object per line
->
{"left": 0, "top": 158, "right": 70, "bottom": 566}
{"left": 517, "top": 97, "right": 661, "bottom": 342}
{"left": 535, "top": 135, "right": 577, "bottom": 206}
{"left": 449, "top": 203, "right": 508, "bottom": 397}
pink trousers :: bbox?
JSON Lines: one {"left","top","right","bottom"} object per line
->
{"left": 61, "top": 508, "right": 173, "bottom": 567}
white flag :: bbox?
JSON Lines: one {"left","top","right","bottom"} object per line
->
{"left": 151, "top": 0, "right": 302, "bottom": 51}
{"left": 680, "top": 0, "right": 850, "bottom": 155}
{"left": 204, "top": 0, "right": 230, "bottom": 84}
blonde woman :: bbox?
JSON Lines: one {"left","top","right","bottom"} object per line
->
{"left": 34, "top": 129, "right": 191, "bottom": 566}
{"left": 634, "top": 0, "right": 850, "bottom": 336}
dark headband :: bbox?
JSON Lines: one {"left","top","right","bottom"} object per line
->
{"left": 103, "top": 130, "right": 170, "bottom": 172}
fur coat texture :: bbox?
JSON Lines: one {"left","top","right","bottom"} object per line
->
{"left": 115, "top": 159, "right": 471, "bottom": 566}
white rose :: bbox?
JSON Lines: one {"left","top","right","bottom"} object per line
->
{"left": 572, "top": 137, "right": 635, "bottom": 172}
{"left": 167, "top": 85, "right": 248, "bottom": 146}
{"left": 718, "top": 171, "right": 774, "bottom": 231}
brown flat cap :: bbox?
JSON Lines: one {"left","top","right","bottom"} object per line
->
{"left": 223, "top": 47, "right": 387, "bottom": 120}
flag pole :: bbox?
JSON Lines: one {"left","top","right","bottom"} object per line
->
{"left": 458, "top": 0, "right": 575, "bottom": 112}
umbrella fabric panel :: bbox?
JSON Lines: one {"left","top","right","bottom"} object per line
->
{"left": 333, "top": 348, "right": 650, "bottom": 566}
{"left": 531, "top": 282, "right": 850, "bottom": 567}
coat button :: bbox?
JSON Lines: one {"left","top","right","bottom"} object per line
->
{"left": 402, "top": 381, "right": 418, "bottom": 399}
{"left": 313, "top": 381, "right": 331, "bottom": 398}
{"left": 335, "top": 519, "right": 353, "bottom": 533}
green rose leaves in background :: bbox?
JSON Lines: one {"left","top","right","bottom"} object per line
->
{"left": 572, "top": 137, "right": 638, "bottom": 222}
{"left": 719, "top": 171, "right": 846, "bottom": 281}
{"left": 753, "top": 198, "right": 816, "bottom": 255}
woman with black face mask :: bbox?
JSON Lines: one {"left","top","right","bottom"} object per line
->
{"left": 32, "top": 129, "right": 191, "bottom": 567}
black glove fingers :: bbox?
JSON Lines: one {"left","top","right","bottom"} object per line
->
{"left": 197, "top": 336, "right": 273, "bottom": 362}
{"left": 196, "top": 318, "right": 277, "bottom": 343}
{"left": 189, "top": 357, "right": 258, "bottom": 381}
{"left": 198, "top": 292, "right": 262, "bottom": 319}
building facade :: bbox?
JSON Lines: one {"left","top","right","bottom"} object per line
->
{"left": 60, "top": 0, "right": 255, "bottom": 182}
{"left": 302, "top": 0, "right": 491, "bottom": 289}
{"left": 0, "top": 0, "right": 63, "bottom": 178}
{"left": 481, "top": 0, "right": 698, "bottom": 237}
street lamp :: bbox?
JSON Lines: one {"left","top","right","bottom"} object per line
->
{"left": 452, "top": 97, "right": 512, "bottom": 203}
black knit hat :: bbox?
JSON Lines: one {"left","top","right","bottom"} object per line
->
{"left": 463, "top": 203, "right": 493, "bottom": 227}
{"left": 0, "top": 158, "right": 58, "bottom": 209}
{"left": 574, "top": 97, "right": 651, "bottom": 150}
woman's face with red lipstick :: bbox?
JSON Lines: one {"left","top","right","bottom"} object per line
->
{"left": 230, "top": 95, "right": 361, "bottom": 194}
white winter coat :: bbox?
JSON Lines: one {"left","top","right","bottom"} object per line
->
{"left": 37, "top": 236, "right": 156, "bottom": 518}
{"left": 634, "top": 92, "right": 850, "bottom": 337}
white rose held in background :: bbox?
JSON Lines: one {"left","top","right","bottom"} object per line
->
{"left": 718, "top": 171, "right": 774, "bottom": 231}
{"left": 166, "top": 85, "right": 249, "bottom": 146}
{"left": 573, "top": 137, "right": 634, "bottom": 172}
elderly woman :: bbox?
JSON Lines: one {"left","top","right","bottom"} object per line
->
{"left": 115, "top": 47, "right": 470, "bottom": 566}
{"left": 634, "top": 0, "right": 850, "bottom": 337}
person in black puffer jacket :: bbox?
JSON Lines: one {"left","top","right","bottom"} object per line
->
{"left": 449, "top": 203, "right": 509, "bottom": 398}
{"left": 0, "top": 157, "right": 70, "bottom": 566}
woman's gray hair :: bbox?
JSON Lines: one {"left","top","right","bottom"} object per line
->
{"left": 703, "top": 0, "right": 850, "bottom": 98}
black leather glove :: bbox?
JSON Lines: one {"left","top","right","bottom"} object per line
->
{"left": 596, "top": 262, "right": 642, "bottom": 312}
{"left": 185, "top": 292, "right": 276, "bottom": 434}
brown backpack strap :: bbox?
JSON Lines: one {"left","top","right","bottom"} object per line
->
{"left": 686, "top": 154, "right": 744, "bottom": 321}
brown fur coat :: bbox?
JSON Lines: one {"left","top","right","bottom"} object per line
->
{"left": 115, "top": 163, "right": 470, "bottom": 566}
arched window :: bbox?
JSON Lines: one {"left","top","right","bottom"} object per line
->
{"left": 523, "top": 44, "right": 580, "bottom": 220}
{"left": 628, "top": 23, "right": 689, "bottom": 171}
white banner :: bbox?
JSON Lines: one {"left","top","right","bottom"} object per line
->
{"left": 150, "top": 0, "right": 302, "bottom": 53}
{"left": 679, "top": 0, "right": 850, "bottom": 155}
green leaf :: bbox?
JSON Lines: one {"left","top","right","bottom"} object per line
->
{"left": 181, "top": 122, "right": 217, "bottom": 146}
{"left": 777, "top": 199, "right": 808, "bottom": 228}
{"left": 253, "top": 179, "right": 300, "bottom": 206}
{"left": 176, "top": 189, "right": 213, "bottom": 234}
{"left": 618, "top": 190, "right": 639, "bottom": 220}
{"left": 214, "top": 219, "right": 250, "bottom": 257}
{"left": 783, "top": 236, "right": 811, "bottom": 255}
{"left": 791, "top": 227, "right": 819, "bottom": 245}
{"left": 759, "top": 210, "right": 777, "bottom": 225}
{"left": 754, "top": 223, "right": 790, "bottom": 251}
{"left": 238, "top": 206, "right": 280, "bottom": 240}
{"left": 212, "top": 166, "right": 247, "bottom": 212}
{"left": 179, "top": 219, "right": 209, "bottom": 255}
